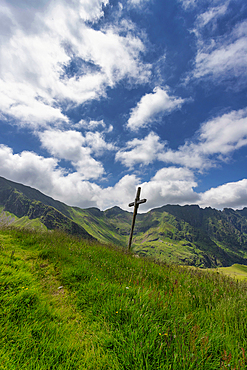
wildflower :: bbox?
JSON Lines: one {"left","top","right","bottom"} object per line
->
{"left": 165, "top": 333, "right": 168, "bottom": 336}
{"left": 159, "top": 333, "right": 161, "bottom": 336}
{"left": 126, "top": 287, "right": 129, "bottom": 289}
{"left": 26, "top": 288, "right": 28, "bottom": 290}
{"left": 116, "top": 311, "right": 118, "bottom": 314}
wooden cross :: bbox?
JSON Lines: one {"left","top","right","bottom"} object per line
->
{"left": 128, "top": 187, "right": 147, "bottom": 250}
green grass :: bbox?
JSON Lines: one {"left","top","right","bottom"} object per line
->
{"left": 1, "top": 227, "right": 247, "bottom": 369}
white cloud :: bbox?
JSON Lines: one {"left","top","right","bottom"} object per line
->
{"left": 195, "top": 3, "right": 229, "bottom": 29}
{"left": 2, "top": 142, "right": 247, "bottom": 211}
{"left": 0, "top": 144, "right": 62, "bottom": 193}
{"left": 190, "top": 18, "right": 247, "bottom": 84}
{"left": 127, "top": 87, "right": 185, "bottom": 131}
{"left": 99, "top": 174, "right": 140, "bottom": 210}
{"left": 74, "top": 119, "right": 106, "bottom": 130}
{"left": 140, "top": 167, "right": 199, "bottom": 211}
{"left": 84, "top": 131, "right": 116, "bottom": 155}
{"left": 76, "top": 0, "right": 109, "bottom": 22}
{"left": 115, "top": 132, "right": 165, "bottom": 168}
{"left": 39, "top": 128, "right": 115, "bottom": 177}
{"left": 0, "top": 0, "right": 151, "bottom": 128}
{"left": 51, "top": 172, "right": 102, "bottom": 209}
{"left": 178, "top": 0, "right": 197, "bottom": 10}
{"left": 88, "top": 167, "right": 198, "bottom": 212}
{"left": 159, "top": 108, "right": 247, "bottom": 170}
{"left": 39, "top": 129, "right": 105, "bottom": 179}
{"left": 179, "top": 0, "right": 225, "bottom": 11}
{"left": 0, "top": 143, "right": 137, "bottom": 210}
{"left": 0, "top": 81, "right": 68, "bottom": 128}
{"left": 39, "top": 130, "right": 85, "bottom": 161}
{"left": 118, "top": 108, "right": 247, "bottom": 171}
{"left": 199, "top": 179, "right": 247, "bottom": 210}
{"left": 0, "top": 143, "right": 103, "bottom": 208}
{"left": 74, "top": 25, "right": 150, "bottom": 86}
{"left": 127, "top": 0, "right": 150, "bottom": 7}
{"left": 198, "top": 108, "right": 247, "bottom": 155}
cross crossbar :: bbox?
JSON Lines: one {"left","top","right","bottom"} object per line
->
{"left": 128, "top": 198, "right": 147, "bottom": 207}
{"left": 128, "top": 187, "right": 147, "bottom": 250}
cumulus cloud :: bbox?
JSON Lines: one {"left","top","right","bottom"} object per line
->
{"left": 74, "top": 119, "right": 106, "bottom": 130}
{"left": 0, "top": 143, "right": 103, "bottom": 208}
{"left": 0, "top": 0, "right": 151, "bottom": 128}
{"left": 76, "top": 0, "right": 109, "bottom": 22}
{"left": 0, "top": 144, "right": 63, "bottom": 194}
{"left": 39, "top": 129, "right": 115, "bottom": 178}
{"left": 0, "top": 143, "right": 138, "bottom": 210}
{"left": 2, "top": 142, "right": 247, "bottom": 211}
{"left": 39, "top": 129, "right": 104, "bottom": 180}
{"left": 0, "top": 80, "right": 69, "bottom": 128}
{"left": 99, "top": 174, "right": 140, "bottom": 210}
{"left": 84, "top": 131, "right": 116, "bottom": 156}
{"left": 127, "top": 87, "right": 185, "bottom": 131}
{"left": 115, "top": 132, "right": 165, "bottom": 168}
{"left": 140, "top": 167, "right": 199, "bottom": 211}
{"left": 118, "top": 108, "right": 247, "bottom": 171}
{"left": 40, "top": 130, "right": 85, "bottom": 161}
{"left": 159, "top": 108, "right": 247, "bottom": 170}
{"left": 87, "top": 166, "right": 198, "bottom": 211}
{"left": 199, "top": 179, "right": 247, "bottom": 210}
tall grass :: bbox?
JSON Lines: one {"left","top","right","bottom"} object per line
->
{"left": 1, "top": 227, "right": 247, "bottom": 369}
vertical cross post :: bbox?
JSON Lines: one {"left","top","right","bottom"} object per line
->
{"left": 128, "top": 187, "right": 147, "bottom": 250}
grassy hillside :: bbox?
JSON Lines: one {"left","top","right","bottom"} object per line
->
{"left": 1, "top": 227, "right": 247, "bottom": 369}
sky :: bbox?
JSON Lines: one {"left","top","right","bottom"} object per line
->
{"left": 0, "top": 0, "right": 247, "bottom": 212}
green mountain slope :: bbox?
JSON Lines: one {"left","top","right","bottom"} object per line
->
{"left": 68, "top": 206, "right": 131, "bottom": 246}
{"left": 68, "top": 206, "right": 136, "bottom": 247}
{"left": 131, "top": 205, "right": 247, "bottom": 267}
{"left": 0, "top": 177, "right": 94, "bottom": 239}
{"left": 0, "top": 176, "right": 71, "bottom": 217}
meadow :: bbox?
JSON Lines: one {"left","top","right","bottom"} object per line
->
{"left": 1, "top": 227, "right": 247, "bottom": 369}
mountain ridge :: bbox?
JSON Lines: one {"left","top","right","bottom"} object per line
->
{"left": 0, "top": 176, "right": 94, "bottom": 239}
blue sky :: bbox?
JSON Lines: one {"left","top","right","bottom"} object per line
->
{"left": 0, "top": 0, "right": 247, "bottom": 211}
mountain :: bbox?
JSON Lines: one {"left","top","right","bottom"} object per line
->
{"left": 0, "top": 176, "right": 94, "bottom": 239}
{"left": 132, "top": 205, "right": 247, "bottom": 267}
{"left": 1, "top": 176, "right": 247, "bottom": 268}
